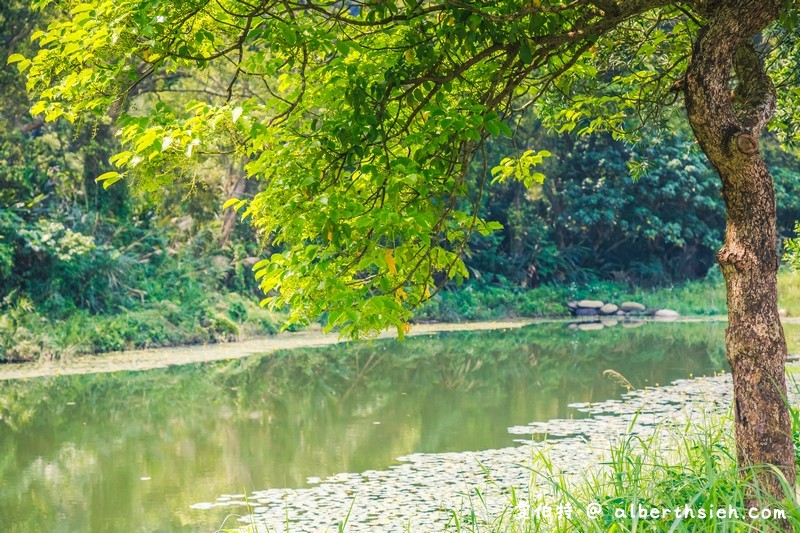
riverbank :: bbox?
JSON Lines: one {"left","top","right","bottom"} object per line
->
{"left": 2, "top": 315, "right": 798, "bottom": 382}
{"left": 416, "top": 269, "right": 800, "bottom": 322}
{"left": 2, "top": 271, "right": 798, "bottom": 364}
{"left": 0, "top": 319, "right": 538, "bottom": 380}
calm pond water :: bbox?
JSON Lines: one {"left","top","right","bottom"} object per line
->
{"left": 2, "top": 321, "right": 797, "bottom": 532}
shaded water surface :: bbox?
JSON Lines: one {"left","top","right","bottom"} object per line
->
{"left": 2, "top": 321, "right": 783, "bottom": 532}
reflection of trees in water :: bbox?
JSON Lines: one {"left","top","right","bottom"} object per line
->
{"left": 0, "top": 321, "right": 739, "bottom": 531}
{"left": 0, "top": 322, "right": 733, "bottom": 431}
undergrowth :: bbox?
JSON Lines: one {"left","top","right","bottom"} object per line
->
{"left": 458, "top": 411, "right": 800, "bottom": 532}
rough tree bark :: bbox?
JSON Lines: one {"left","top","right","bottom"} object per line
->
{"left": 221, "top": 168, "right": 247, "bottom": 246}
{"left": 684, "top": 0, "right": 795, "bottom": 501}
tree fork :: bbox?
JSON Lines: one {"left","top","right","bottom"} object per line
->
{"left": 685, "top": 0, "right": 795, "bottom": 503}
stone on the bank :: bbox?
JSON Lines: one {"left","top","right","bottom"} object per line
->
{"left": 567, "top": 301, "right": 578, "bottom": 311}
{"left": 620, "top": 301, "right": 646, "bottom": 312}
{"left": 654, "top": 309, "right": 680, "bottom": 318}
{"left": 575, "top": 308, "right": 599, "bottom": 316}
{"left": 599, "top": 303, "right": 618, "bottom": 315}
{"left": 577, "top": 300, "right": 604, "bottom": 309}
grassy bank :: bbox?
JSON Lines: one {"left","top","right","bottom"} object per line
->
{"left": 3, "top": 270, "right": 799, "bottom": 362}
{"left": 418, "top": 269, "right": 800, "bottom": 322}
{"left": 0, "top": 291, "right": 283, "bottom": 362}
{"left": 462, "top": 406, "right": 800, "bottom": 532}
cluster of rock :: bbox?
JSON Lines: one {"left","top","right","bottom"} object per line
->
{"left": 567, "top": 300, "right": 680, "bottom": 319}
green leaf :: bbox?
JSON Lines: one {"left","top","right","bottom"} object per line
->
{"left": 70, "top": 3, "right": 94, "bottom": 14}
{"left": 519, "top": 41, "right": 533, "bottom": 65}
{"left": 485, "top": 120, "right": 501, "bottom": 136}
{"left": 30, "top": 101, "right": 47, "bottom": 116}
{"left": 222, "top": 198, "right": 240, "bottom": 210}
{"left": 95, "top": 171, "right": 123, "bottom": 189}
{"left": 252, "top": 259, "right": 270, "bottom": 271}
{"left": 109, "top": 151, "right": 133, "bottom": 167}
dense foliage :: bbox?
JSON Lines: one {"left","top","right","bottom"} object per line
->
{"left": 2, "top": 1, "right": 799, "bottom": 357}
{"left": 0, "top": 1, "right": 284, "bottom": 360}
{"left": 15, "top": 0, "right": 800, "bottom": 339}
{"left": 470, "top": 122, "right": 800, "bottom": 286}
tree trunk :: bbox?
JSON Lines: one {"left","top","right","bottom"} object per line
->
{"left": 685, "top": 0, "right": 795, "bottom": 502}
{"left": 221, "top": 161, "right": 247, "bottom": 246}
{"left": 79, "top": 122, "right": 127, "bottom": 216}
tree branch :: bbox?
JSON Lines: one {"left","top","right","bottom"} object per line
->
{"left": 684, "top": 0, "right": 782, "bottom": 165}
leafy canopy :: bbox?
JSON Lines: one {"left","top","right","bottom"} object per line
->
{"left": 17, "top": 0, "right": 800, "bottom": 337}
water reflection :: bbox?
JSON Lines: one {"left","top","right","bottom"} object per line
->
{"left": 0, "top": 321, "right": 746, "bottom": 531}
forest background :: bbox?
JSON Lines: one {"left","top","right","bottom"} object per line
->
{"left": 2, "top": 1, "right": 800, "bottom": 361}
